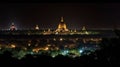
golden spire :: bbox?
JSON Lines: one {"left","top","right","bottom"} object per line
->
{"left": 61, "top": 16, "right": 64, "bottom": 22}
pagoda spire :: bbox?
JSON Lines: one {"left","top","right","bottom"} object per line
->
{"left": 61, "top": 16, "right": 64, "bottom": 22}
{"left": 55, "top": 17, "right": 69, "bottom": 32}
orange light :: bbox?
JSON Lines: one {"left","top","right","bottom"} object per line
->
{"left": 44, "top": 47, "right": 49, "bottom": 51}
{"left": 11, "top": 44, "right": 16, "bottom": 48}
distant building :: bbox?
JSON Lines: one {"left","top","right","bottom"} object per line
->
{"left": 35, "top": 25, "right": 39, "bottom": 30}
{"left": 43, "top": 28, "right": 52, "bottom": 35}
{"left": 10, "top": 22, "right": 17, "bottom": 31}
{"left": 82, "top": 26, "right": 86, "bottom": 31}
{"left": 55, "top": 17, "right": 69, "bottom": 32}
{"left": 81, "top": 26, "right": 89, "bottom": 34}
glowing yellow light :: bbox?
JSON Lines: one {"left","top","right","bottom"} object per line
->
{"left": 11, "top": 44, "right": 16, "bottom": 48}
{"left": 85, "top": 31, "right": 89, "bottom": 35}
{"left": 32, "top": 48, "right": 42, "bottom": 53}
{"left": 44, "top": 47, "right": 49, "bottom": 51}
{"left": 33, "top": 49, "right": 39, "bottom": 53}
{"left": 28, "top": 43, "right": 31, "bottom": 46}
{"left": 60, "top": 38, "right": 63, "bottom": 41}
{"left": 47, "top": 44, "right": 51, "bottom": 47}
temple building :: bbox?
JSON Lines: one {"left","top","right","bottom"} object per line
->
{"left": 35, "top": 25, "right": 39, "bottom": 30}
{"left": 55, "top": 17, "right": 69, "bottom": 32}
{"left": 81, "top": 26, "right": 89, "bottom": 34}
{"left": 10, "top": 22, "right": 17, "bottom": 31}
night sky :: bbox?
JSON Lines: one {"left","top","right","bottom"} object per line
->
{"left": 0, "top": 2, "right": 120, "bottom": 29}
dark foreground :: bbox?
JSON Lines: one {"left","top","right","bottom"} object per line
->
{"left": 0, "top": 38, "right": 119, "bottom": 66}
{"left": 0, "top": 30, "right": 120, "bottom": 66}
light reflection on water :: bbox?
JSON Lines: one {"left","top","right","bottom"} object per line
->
{"left": 0, "top": 38, "right": 102, "bottom": 59}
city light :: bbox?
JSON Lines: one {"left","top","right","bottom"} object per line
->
{"left": 11, "top": 44, "right": 16, "bottom": 48}
{"left": 79, "top": 49, "right": 83, "bottom": 53}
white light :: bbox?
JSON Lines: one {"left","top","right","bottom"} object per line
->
{"left": 60, "top": 38, "right": 63, "bottom": 41}
{"left": 62, "top": 50, "right": 69, "bottom": 55}
{"left": 79, "top": 50, "right": 83, "bottom": 53}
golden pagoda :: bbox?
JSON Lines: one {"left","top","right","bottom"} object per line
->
{"left": 55, "top": 17, "right": 69, "bottom": 32}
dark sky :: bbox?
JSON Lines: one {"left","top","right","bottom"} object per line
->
{"left": 0, "top": 2, "right": 120, "bottom": 29}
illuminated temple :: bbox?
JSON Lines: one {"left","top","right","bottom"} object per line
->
{"left": 55, "top": 17, "right": 69, "bottom": 32}
{"left": 35, "top": 25, "right": 39, "bottom": 30}
{"left": 0, "top": 17, "right": 118, "bottom": 59}
{"left": 0, "top": 17, "right": 117, "bottom": 38}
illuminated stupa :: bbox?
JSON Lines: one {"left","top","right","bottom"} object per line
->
{"left": 81, "top": 26, "right": 89, "bottom": 34}
{"left": 35, "top": 25, "right": 39, "bottom": 30}
{"left": 55, "top": 17, "right": 69, "bottom": 32}
{"left": 10, "top": 22, "right": 17, "bottom": 31}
